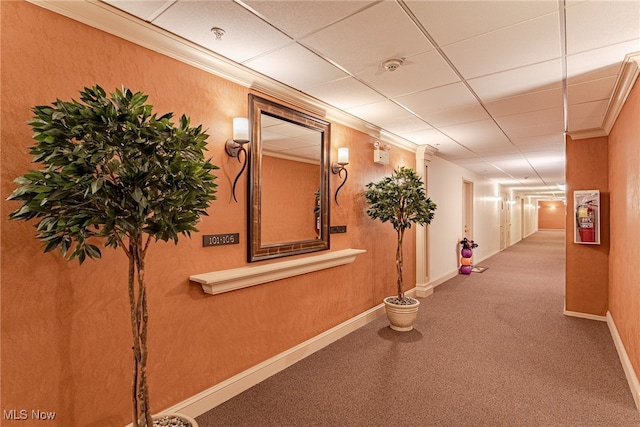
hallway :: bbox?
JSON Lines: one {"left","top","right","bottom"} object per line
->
{"left": 197, "top": 231, "right": 640, "bottom": 426}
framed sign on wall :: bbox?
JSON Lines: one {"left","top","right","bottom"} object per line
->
{"left": 574, "top": 190, "right": 600, "bottom": 245}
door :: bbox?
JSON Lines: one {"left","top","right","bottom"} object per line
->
{"left": 499, "top": 192, "right": 508, "bottom": 250}
{"left": 463, "top": 180, "right": 473, "bottom": 239}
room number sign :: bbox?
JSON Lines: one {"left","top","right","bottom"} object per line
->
{"left": 202, "top": 233, "right": 239, "bottom": 247}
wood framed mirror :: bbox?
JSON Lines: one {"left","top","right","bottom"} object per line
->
{"left": 248, "top": 94, "right": 330, "bottom": 262}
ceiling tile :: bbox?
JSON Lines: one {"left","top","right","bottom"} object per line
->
{"left": 565, "top": 0, "right": 640, "bottom": 55}
{"left": 419, "top": 103, "right": 490, "bottom": 128}
{"left": 150, "top": 1, "right": 293, "bottom": 63}
{"left": 400, "top": 128, "right": 458, "bottom": 149}
{"left": 396, "top": 82, "right": 478, "bottom": 116}
{"left": 567, "top": 99, "right": 609, "bottom": 131}
{"left": 568, "top": 99, "right": 609, "bottom": 119}
{"left": 356, "top": 49, "right": 459, "bottom": 98}
{"left": 496, "top": 108, "right": 564, "bottom": 133}
{"left": 438, "top": 119, "right": 512, "bottom": 150}
{"left": 302, "top": 1, "right": 433, "bottom": 75}
{"left": 405, "top": 1, "right": 558, "bottom": 46}
{"left": 305, "top": 77, "right": 386, "bottom": 110}
{"left": 512, "top": 133, "right": 565, "bottom": 152}
{"left": 343, "top": 100, "right": 413, "bottom": 128}
{"left": 484, "top": 88, "right": 563, "bottom": 117}
{"left": 243, "top": 1, "right": 375, "bottom": 38}
{"left": 103, "top": 0, "right": 173, "bottom": 21}
{"left": 468, "top": 59, "right": 562, "bottom": 102}
{"left": 566, "top": 39, "right": 640, "bottom": 84}
{"left": 498, "top": 116, "right": 565, "bottom": 139}
{"left": 442, "top": 13, "right": 561, "bottom": 79}
{"left": 567, "top": 75, "right": 617, "bottom": 106}
{"left": 377, "top": 114, "right": 432, "bottom": 136}
{"left": 526, "top": 150, "right": 566, "bottom": 172}
{"left": 244, "top": 43, "right": 348, "bottom": 90}
{"left": 456, "top": 155, "right": 535, "bottom": 181}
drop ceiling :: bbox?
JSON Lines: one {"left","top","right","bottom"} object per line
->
{"left": 35, "top": 0, "right": 640, "bottom": 198}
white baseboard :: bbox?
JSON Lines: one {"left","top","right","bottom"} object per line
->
{"left": 607, "top": 311, "right": 640, "bottom": 411}
{"left": 163, "top": 303, "right": 386, "bottom": 419}
{"left": 415, "top": 283, "right": 433, "bottom": 297}
{"left": 563, "top": 309, "right": 607, "bottom": 322}
{"left": 428, "top": 270, "right": 458, "bottom": 288}
{"left": 425, "top": 251, "right": 499, "bottom": 291}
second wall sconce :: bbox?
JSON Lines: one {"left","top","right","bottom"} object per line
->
{"left": 225, "top": 117, "right": 250, "bottom": 202}
{"left": 331, "top": 147, "right": 349, "bottom": 205}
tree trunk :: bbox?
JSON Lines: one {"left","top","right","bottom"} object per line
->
{"left": 128, "top": 235, "right": 152, "bottom": 427}
{"left": 396, "top": 228, "right": 404, "bottom": 300}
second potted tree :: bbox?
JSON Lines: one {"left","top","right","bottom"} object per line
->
{"left": 365, "top": 166, "right": 436, "bottom": 331}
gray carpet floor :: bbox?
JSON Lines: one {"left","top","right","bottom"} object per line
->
{"left": 197, "top": 231, "right": 640, "bottom": 426}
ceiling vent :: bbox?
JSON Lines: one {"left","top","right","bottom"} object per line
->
{"left": 382, "top": 58, "right": 403, "bottom": 72}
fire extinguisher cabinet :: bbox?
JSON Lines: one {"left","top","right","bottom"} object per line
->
{"left": 574, "top": 190, "right": 600, "bottom": 245}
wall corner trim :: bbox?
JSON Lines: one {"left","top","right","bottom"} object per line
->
{"left": 415, "top": 283, "right": 434, "bottom": 298}
{"left": 190, "top": 248, "right": 366, "bottom": 295}
{"left": 607, "top": 311, "right": 640, "bottom": 411}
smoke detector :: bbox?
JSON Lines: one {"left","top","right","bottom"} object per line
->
{"left": 382, "top": 58, "right": 403, "bottom": 72}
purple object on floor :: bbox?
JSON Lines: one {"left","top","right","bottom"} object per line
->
{"left": 459, "top": 265, "right": 472, "bottom": 274}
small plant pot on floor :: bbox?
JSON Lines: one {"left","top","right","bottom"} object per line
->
{"left": 154, "top": 414, "right": 198, "bottom": 427}
{"left": 127, "top": 413, "right": 198, "bottom": 427}
{"left": 383, "top": 296, "right": 420, "bottom": 331}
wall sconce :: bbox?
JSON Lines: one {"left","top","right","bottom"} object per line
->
{"left": 225, "top": 117, "right": 250, "bottom": 202}
{"left": 331, "top": 147, "right": 349, "bottom": 205}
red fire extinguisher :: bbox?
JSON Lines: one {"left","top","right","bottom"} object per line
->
{"left": 576, "top": 204, "right": 596, "bottom": 243}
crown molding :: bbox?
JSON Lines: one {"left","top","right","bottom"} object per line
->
{"left": 27, "top": 0, "right": 418, "bottom": 153}
{"left": 569, "top": 52, "right": 640, "bottom": 140}
{"left": 567, "top": 128, "right": 608, "bottom": 140}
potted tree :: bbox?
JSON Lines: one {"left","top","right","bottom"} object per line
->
{"left": 7, "top": 86, "right": 218, "bottom": 427}
{"left": 365, "top": 166, "right": 436, "bottom": 331}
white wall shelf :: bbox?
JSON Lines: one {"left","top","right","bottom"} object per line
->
{"left": 190, "top": 248, "right": 366, "bottom": 295}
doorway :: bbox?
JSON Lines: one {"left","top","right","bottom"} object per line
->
{"left": 463, "top": 180, "right": 473, "bottom": 240}
{"left": 499, "top": 192, "right": 508, "bottom": 250}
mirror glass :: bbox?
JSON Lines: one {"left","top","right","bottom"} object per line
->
{"left": 248, "top": 94, "right": 330, "bottom": 262}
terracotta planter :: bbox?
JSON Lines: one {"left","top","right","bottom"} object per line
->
{"left": 383, "top": 297, "right": 420, "bottom": 331}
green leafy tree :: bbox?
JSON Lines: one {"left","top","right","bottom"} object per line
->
{"left": 364, "top": 166, "right": 436, "bottom": 303}
{"left": 8, "top": 86, "right": 218, "bottom": 427}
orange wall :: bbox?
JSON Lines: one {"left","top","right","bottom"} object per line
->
{"left": 0, "top": 3, "right": 417, "bottom": 426}
{"left": 608, "top": 78, "right": 640, "bottom": 381}
{"left": 565, "top": 135, "right": 609, "bottom": 316}
{"left": 537, "top": 200, "right": 565, "bottom": 230}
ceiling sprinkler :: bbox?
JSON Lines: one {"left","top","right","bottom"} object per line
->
{"left": 382, "top": 58, "right": 403, "bottom": 72}
{"left": 211, "top": 27, "right": 225, "bottom": 40}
